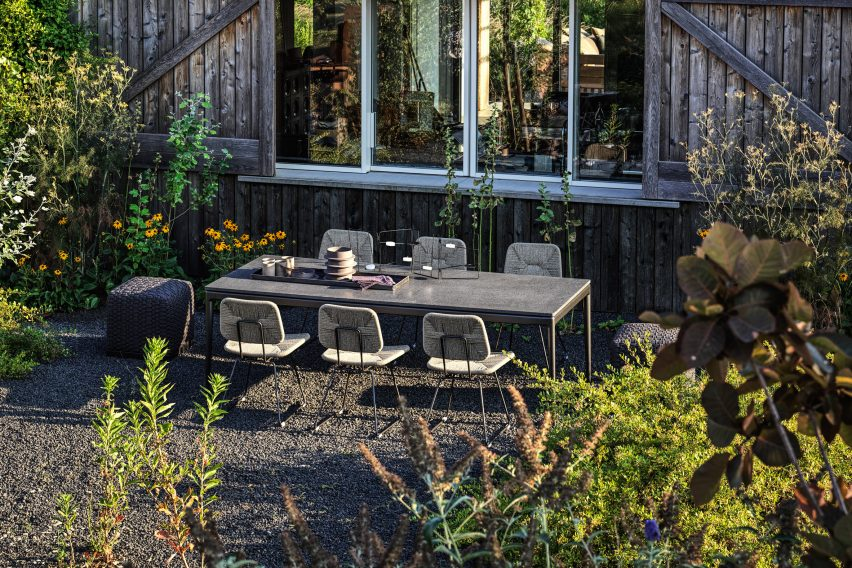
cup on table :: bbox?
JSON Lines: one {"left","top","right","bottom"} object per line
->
{"left": 281, "top": 256, "right": 295, "bottom": 270}
{"left": 261, "top": 258, "right": 278, "bottom": 276}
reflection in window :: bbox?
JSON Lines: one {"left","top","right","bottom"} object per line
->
{"left": 276, "top": 0, "right": 362, "bottom": 165}
{"left": 575, "top": 0, "right": 644, "bottom": 181}
{"left": 373, "top": 0, "right": 463, "bottom": 168}
{"left": 477, "top": 0, "right": 569, "bottom": 175}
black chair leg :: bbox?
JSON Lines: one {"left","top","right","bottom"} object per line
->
{"left": 494, "top": 323, "right": 505, "bottom": 350}
{"left": 272, "top": 361, "right": 283, "bottom": 427}
{"left": 429, "top": 375, "right": 456, "bottom": 432}
{"left": 374, "top": 365, "right": 402, "bottom": 439}
{"left": 313, "top": 367, "right": 342, "bottom": 432}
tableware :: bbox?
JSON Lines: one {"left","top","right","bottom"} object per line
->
{"left": 262, "top": 259, "right": 278, "bottom": 276}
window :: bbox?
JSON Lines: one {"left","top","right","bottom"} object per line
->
{"left": 275, "top": 0, "right": 644, "bottom": 186}
{"left": 476, "top": 0, "right": 570, "bottom": 176}
{"left": 574, "top": 0, "right": 644, "bottom": 182}
{"left": 276, "top": 0, "right": 362, "bottom": 165}
{"left": 373, "top": 0, "right": 464, "bottom": 168}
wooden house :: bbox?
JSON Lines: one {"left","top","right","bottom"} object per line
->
{"left": 78, "top": 0, "right": 852, "bottom": 312}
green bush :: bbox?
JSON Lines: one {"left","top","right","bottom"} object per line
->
{"left": 0, "top": 287, "right": 65, "bottom": 379}
{"left": 517, "top": 342, "right": 852, "bottom": 565}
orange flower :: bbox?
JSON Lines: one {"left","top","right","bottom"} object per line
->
{"left": 126, "top": 242, "right": 134, "bottom": 250}
{"left": 275, "top": 230, "right": 286, "bottom": 240}
{"left": 840, "top": 272, "right": 849, "bottom": 283}
{"left": 54, "top": 269, "right": 62, "bottom": 277}
{"left": 113, "top": 220, "right": 123, "bottom": 230}
{"left": 697, "top": 228, "right": 709, "bottom": 239}
{"left": 58, "top": 250, "right": 69, "bottom": 261}
{"left": 39, "top": 264, "right": 48, "bottom": 271}
{"left": 58, "top": 217, "right": 68, "bottom": 226}
{"left": 214, "top": 241, "right": 227, "bottom": 252}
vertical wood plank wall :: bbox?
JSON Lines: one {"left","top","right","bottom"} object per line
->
{"left": 659, "top": 4, "right": 852, "bottom": 162}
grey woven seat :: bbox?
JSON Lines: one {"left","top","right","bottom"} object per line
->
{"left": 422, "top": 313, "right": 514, "bottom": 446}
{"left": 315, "top": 304, "right": 410, "bottom": 437}
{"left": 106, "top": 277, "right": 194, "bottom": 359}
{"left": 504, "top": 242, "right": 562, "bottom": 277}
{"left": 318, "top": 229, "right": 375, "bottom": 267}
{"left": 220, "top": 298, "right": 309, "bottom": 428}
{"left": 609, "top": 322, "right": 680, "bottom": 367}
{"left": 412, "top": 237, "right": 467, "bottom": 271}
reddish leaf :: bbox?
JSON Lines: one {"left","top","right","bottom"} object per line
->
{"left": 726, "top": 448, "right": 752, "bottom": 489}
{"left": 734, "top": 239, "right": 786, "bottom": 286}
{"left": 705, "top": 357, "right": 729, "bottom": 383}
{"left": 728, "top": 306, "right": 776, "bottom": 342}
{"left": 677, "top": 256, "right": 720, "bottom": 300}
{"left": 651, "top": 343, "right": 689, "bottom": 380}
{"left": 781, "top": 240, "right": 813, "bottom": 271}
{"left": 700, "top": 222, "right": 748, "bottom": 275}
{"left": 753, "top": 426, "right": 801, "bottom": 467}
{"left": 690, "top": 453, "right": 730, "bottom": 506}
{"left": 786, "top": 283, "right": 814, "bottom": 323}
{"left": 680, "top": 318, "right": 726, "bottom": 368}
{"left": 639, "top": 311, "right": 684, "bottom": 329}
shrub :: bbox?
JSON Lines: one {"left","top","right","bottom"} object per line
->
{"left": 0, "top": 287, "right": 64, "bottom": 379}
{"left": 688, "top": 92, "right": 852, "bottom": 330}
{"left": 200, "top": 221, "right": 287, "bottom": 284}
{"left": 0, "top": 133, "right": 43, "bottom": 264}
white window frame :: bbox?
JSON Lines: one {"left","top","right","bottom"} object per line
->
{"left": 274, "top": 0, "right": 643, "bottom": 195}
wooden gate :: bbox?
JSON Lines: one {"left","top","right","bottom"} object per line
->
{"left": 78, "top": 0, "right": 275, "bottom": 176}
{"left": 643, "top": 0, "right": 852, "bottom": 199}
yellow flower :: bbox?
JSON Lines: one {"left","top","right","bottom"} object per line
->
{"left": 214, "top": 242, "right": 227, "bottom": 252}
{"left": 223, "top": 219, "right": 238, "bottom": 232}
{"left": 58, "top": 217, "right": 68, "bottom": 226}
{"left": 74, "top": 256, "right": 82, "bottom": 263}
{"left": 54, "top": 269, "right": 62, "bottom": 277}
{"left": 205, "top": 227, "right": 215, "bottom": 237}
{"left": 264, "top": 232, "right": 276, "bottom": 242}
{"left": 162, "top": 224, "right": 169, "bottom": 234}
{"left": 126, "top": 242, "right": 134, "bottom": 250}
{"left": 39, "top": 264, "right": 48, "bottom": 271}
{"left": 58, "top": 250, "right": 69, "bottom": 261}
{"left": 234, "top": 241, "right": 243, "bottom": 250}
{"left": 212, "top": 230, "right": 222, "bottom": 240}
{"left": 16, "top": 256, "right": 27, "bottom": 267}
{"left": 152, "top": 213, "right": 163, "bottom": 222}
{"left": 145, "top": 228, "right": 158, "bottom": 238}
{"left": 240, "top": 233, "right": 250, "bottom": 242}
{"left": 113, "top": 220, "right": 122, "bottom": 230}
{"left": 259, "top": 238, "right": 268, "bottom": 246}
{"left": 840, "top": 272, "right": 849, "bottom": 283}
{"left": 697, "top": 228, "right": 709, "bottom": 239}
{"left": 275, "top": 230, "right": 286, "bottom": 240}
{"left": 145, "top": 219, "right": 153, "bottom": 228}
{"left": 244, "top": 241, "right": 254, "bottom": 251}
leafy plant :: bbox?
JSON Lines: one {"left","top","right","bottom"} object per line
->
{"left": 58, "top": 338, "right": 230, "bottom": 567}
{"left": 0, "top": 132, "right": 43, "bottom": 264}
{"left": 470, "top": 107, "right": 504, "bottom": 272}
{"left": 435, "top": 125, "right": 462, "bottom": 238}
{"left": 200, "top": 221, "right": 288, "bottom": 285}
{"left": 0, "top": 325, "right": 66, "bottom": 379}
{"left": 689, "top": 93, "right": 852, "bottom": 330}
{"left": 597, "top": 316, "right": 625, "bottom": 331}
{"left": 535, "top": 183, "right": 558, "bottom": 243}
{"left": 641, "top": 222, "right": 852, "bottom": 566}
{"left": 53, "top": 493, "right": 77, "bottom": 567}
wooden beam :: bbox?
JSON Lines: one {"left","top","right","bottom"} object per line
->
{"left": 664, "top": 0, "right": 852, "bottom": 6}
{"left": 134, "top": 133, "right": 262, "bottom": 175}
{"left": 124, "top": 0, "right": 258, "bottom": 102}
{"left": 258, "top": 0, "right": 275, "bottom": 176}
{"left": 662, "top": 1, "right": 852, "bottom": 162}
{"left": 643, "top": 0, "right": 662, "bottom": 198}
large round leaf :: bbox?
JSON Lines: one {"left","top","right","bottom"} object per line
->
{"left": 677, "top": 256, "right": 720, "bottom": 300}
{"left": 690, "top": 453, "right": 730, "bottom": 506}
{"left": 700, "top": 223, "right": 748, "bottom": 275}
{"left": 680, "top": 318, "right": 726, "bottom": 368}
{"left": 753, "top": 427, "right": 802, "bottom": 467}
{"left": 650, "top": 343, "right": 689, "bottom": 380}
{"left": 781, "top": 240, "right": 813, "bottom": 272}
{"left": 701, "top": 382, "right": 740, "bottom": 426}
{"left": 726, "top": 448, "right": 753, "bottom": 489}
{"left": 728, "top": 306, "right": 776, "bottom": 342}
{"left": 733, "top": 240, "right": 785, "bottom": 286}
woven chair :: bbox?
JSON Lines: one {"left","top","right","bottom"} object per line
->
{"left": 315, "top": 304, "right": 411, "bottom": 437}
{"left": 422, "top": 313, "right": 513, "bottom": 446}
{"left": 497, "top": 243, "right": 567, "bottom": 358}
{"left": 412, "top": 237, "right": 467, "bottom": 272}
{"left": 318, "top": 229, "right": 375, "bottom": 267}
{"left": 220, "top": 298, "right": 310, "bottom": 428}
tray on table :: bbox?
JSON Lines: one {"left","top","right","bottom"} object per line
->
{"left": 251, "top": 268, "right": 410, "bottom": 291}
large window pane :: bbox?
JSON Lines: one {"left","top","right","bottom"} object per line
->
{"left": 477, "top": 0, "right": 569, "bottom": 175}
{"left": 575, "top": 0, "right": 644, "bottom": 181}
{"left": 373, "top": 0, "right": 464, "bottom": 168}
{"left": 276, "top": 0, "right": 362, "bottom": 165}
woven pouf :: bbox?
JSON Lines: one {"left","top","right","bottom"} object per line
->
{"left": 609, "top": 322, "right": 679, "bottom": 367}
{"left": 106, "top": 277, "right": 195, "bottom": 359}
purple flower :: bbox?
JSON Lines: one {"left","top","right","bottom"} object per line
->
{"left": 644, "top": 519, "right": 661, "bottom": 542}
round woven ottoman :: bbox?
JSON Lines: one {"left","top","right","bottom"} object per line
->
{"left": 106, "top": 277, "right": 195, "bottom": 359}
{"left": 609, "top": 322, "right": 679, "bottom": 368}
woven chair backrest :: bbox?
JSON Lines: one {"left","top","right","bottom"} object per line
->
{"left": 504, "top": 242, "right": 562, "bottom": 278}
{"left": 319, "top": 229, "right": 375, "bottom": 265}
{"left": 219, "top": 298, "right": 284, "bottom": 345}
{"left": 412, "top": 237, "right": 467, "bottom": 271}
{"left": 422, "top": 313, "right": 490, "bottom": 362}
{"left": 318, "top": 304, "right": 383, "bottom": 354}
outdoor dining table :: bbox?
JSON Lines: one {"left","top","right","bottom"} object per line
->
{"left": 203, "top": 257, "right": 592, "bottom": 378}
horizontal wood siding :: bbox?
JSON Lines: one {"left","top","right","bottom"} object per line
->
{"left": 172, "top": 182, "right": 701, "bottom": 314}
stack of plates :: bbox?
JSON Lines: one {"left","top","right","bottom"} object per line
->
{"left": 325, "top": 246, "right": 356, "bottom": 280}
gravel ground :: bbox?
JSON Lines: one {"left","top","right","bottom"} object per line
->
{"left": 0, "top": 307, "right": 620, "bottom": 567}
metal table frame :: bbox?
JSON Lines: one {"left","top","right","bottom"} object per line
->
{"left": 204, "top": 258, "right": 592, "bottom": 379}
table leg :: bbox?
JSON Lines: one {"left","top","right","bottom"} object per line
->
{"left": 205, "top": 296, "right": 213, "bottom": 379}
{"left": 584, "top": 292, "right": 593, "bottom": 379}
{"left": 548, "top": 319, "right": 557, "bottom": 379}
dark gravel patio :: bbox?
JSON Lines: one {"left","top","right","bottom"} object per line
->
{"left": 0, "top": 307, "right": 618, "bottom": 566}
